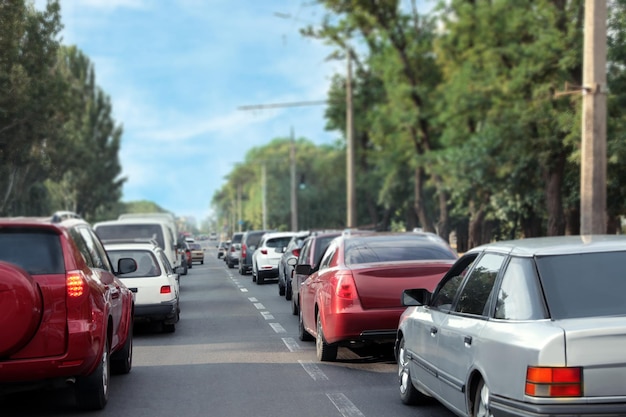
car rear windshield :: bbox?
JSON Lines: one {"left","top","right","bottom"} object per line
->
{"left": 267, "top": 237, "right": 293, "bottom": 249}
{"left": 108, "top": 249, "right": 161, "bottom": 277}
{"left": 189, "top": 243, "right": 201, "bottom": 250}
{"left": 0, "top": 229, "right": 64, "bottom": 274}
{"left": 344, "top": 236, "right": 456, "bottom": 266}
{"left": 96, "top": 224, "right": 165, "bottom": 249}
{"left": 536, "top": 251, "right": 626, "bottom": 319}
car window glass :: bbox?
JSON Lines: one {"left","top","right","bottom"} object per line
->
{"left": 76, "top": 226, "right": 107, "bottom": 269}
{"left": 159, "top": 250, "right": 173, "bottom": 274}
{"left": 299, "top": 240, "right": 312, "bottom": 264}
{"left": 455, "top": 253, "right": 505, "bottom": 316}
{"left": 313, "top": 235, "right": 339, "bottom": 267}
{"left": 536, "top": 251, "right": 626, "bottom": 319}
{"left": 344, "top": 237, "right": 456, "bottom": 266}
{"left": 267, "top": 237, "right": 293, "bottom": 249}
{"left": 432, "top": 275, "right": 464, "bottom": 312}
{"left": 96, "top": 224, "right": 165, "bottom": 249}
{"left": 110, "top": 250, "right": 160, "bottom": 277}
{"left": 319, "top": 242, "right": 337, "bottom": 270}
{"left": 0, "top": 229, "right": 64, "bottom": 274}
{"left": 495, "top": 257, "right": 547, "bottom": 320}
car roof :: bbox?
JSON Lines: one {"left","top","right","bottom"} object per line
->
{"left": 0, "top": 216, "right": 90, "bottom": 231}
{"left": 103, "top": 241, "right": 161, "bottom": 252}
{"left": 469, "top": 235, "right": 626, "bottom": 257}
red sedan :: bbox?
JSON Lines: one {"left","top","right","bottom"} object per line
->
{"left": 297, "top": 231, "right": 457, "bottom": 361}
{"left": 0, "top": 215, "right": 135, "bottom": 410}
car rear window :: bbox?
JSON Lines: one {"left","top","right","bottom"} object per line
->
{"left": 108, "top": 249, "right": 161, "bottom": 277}
{"left": 267, "top": 237, "right": 293, "bottom": 249}
{"left": 536, "top": 251, "right": 626, "bottom": 319}
{"left": 0, "top": 229, "right": 64, "bottom": 274}
{"left": 189, "top": 243, "right": 201, "bottom": 250}
{"left": 96, "top": 224, "right": 165, "bottom": 249}
{"left": 344, "top": 236, "right": 456, "bottom": 266}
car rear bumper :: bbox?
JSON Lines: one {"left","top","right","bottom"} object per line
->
{"left": 491, "top": 394, "right": 626, "bottom": 417}
{"left": 323, "top": 307, "right": 405, "bottom": 345}
{"left": 135, "top": 301, "right": 178, "bottom": 323}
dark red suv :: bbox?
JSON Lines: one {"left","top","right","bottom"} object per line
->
{"left": 0, "top": 215, "right": 135, "bottom": 410}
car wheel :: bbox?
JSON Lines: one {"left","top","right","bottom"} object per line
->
{"left": 227, "top": 260, "right": 234, "bottom": 269}
{"left": 201, "top": 260, "right": 204, "bottom": 265}
{"left": 285, "top": 282, "right": 292, "bottom": 301}
{"left": 189, "top": 262, "right": 193, "bottom": 269}
{"left": 181, "top": 262, "right": 188, "bottom": 275}
{"left": 239, "top": 265, "right": 245, "bottom": 275}
{"left": 398, "top": 337, "right": 426, "bottom": 405}
{"left": 252, "top": 271, "right": 257, "bottom": 282}
{"left": 257, "top": 270, "right": 265, "bottom": 285}
{"left": 291, "top": 294, "right": 298, "bottom": 316}
{"left": 76, "top": 335, "right": 110, "bottom": 410}
{"left": 473, "top": 379, "right": 493, "bottom": 417}
{"left": 278, "top": 282, "right": 285, "bottom": 295}
{"left": 298, "top": 308, "right": 313, "bottom": 341}
{"left": 111, "top": 320, "right": 133, "bottom": 375}
{"left": 316, "top": 313, "right": 337, "bottom": 362}
{"left": 163, "top": 322, "right": 176, "bottom": 333}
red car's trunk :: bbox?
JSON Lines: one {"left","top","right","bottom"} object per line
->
{"left": 351, "top": 261, "right": 454, "bottom": 310}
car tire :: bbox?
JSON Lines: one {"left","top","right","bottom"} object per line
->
{"left": 473, "top": 379, "right": 492, "bottom": 417}
{"left": 76, "top": 335, "right": 110, "bottom": 410}
{"left": 189, "top": 262, "right": 193, "bottom": 269}
{"left": 285, "top": 282, "right": 292, "bottom": 300}
{"left": 398, "top": 337, "right": 426, "bottom": 405}
{"left": 252, "top": 271, "right": 256, "bottom": 282}
{"left": 257, "top": 270, "right": 265, "bottom": 285}
{"left": 201, "top": 260, "right": 204, "bottom": 265}
{"left": 181, "top": 262, "right": 188, "bottom": 275}
{"left": 278, "top": 282, "right": 285, "bottom": 295}
{"left": 316, "top": 313, "right": 337, "bottom": 362}
{"left": 291, "top": 295, "right": 298, "bottom": 316}
{"left": 239, "top": 265, "right": 245, "bottom": 275}
{"left": 111, "top": 320, "right": 133, "bottom": 375}
{"left": 298, "top": 308, "right": 313, "bottom": 341}
{"left": 162, "top": 322, "right": 176, "bottom": 333}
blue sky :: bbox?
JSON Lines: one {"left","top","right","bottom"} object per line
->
{"left": 35, "top": 0, "right": 432, "bottom": 227}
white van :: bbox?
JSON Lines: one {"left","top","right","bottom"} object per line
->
{"left": 94, "top": 218, "right": 181, "bottom": 269}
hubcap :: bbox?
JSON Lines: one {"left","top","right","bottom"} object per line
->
{"left": 476, "top": 383, "right": 491, "bottom": 417}
{"left": 398, "top": 344, "right": 409, "bottom": 394}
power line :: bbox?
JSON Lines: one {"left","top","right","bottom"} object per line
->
{"left": 238, "top": 100, "right": 327, "bottom": 111}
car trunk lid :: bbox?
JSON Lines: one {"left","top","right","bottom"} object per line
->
{"left": 351, "top": 260, "right": 454, "bottom": 310}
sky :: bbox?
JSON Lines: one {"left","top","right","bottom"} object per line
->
{"left": 34, "top": 0, "right": 432, "bottom": 227}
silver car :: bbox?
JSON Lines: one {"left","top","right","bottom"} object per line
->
{"left": 396, "top": 235, "right": 626, "bottom": 417}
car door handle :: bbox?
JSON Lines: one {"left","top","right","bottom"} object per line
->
{"left": 430, "top": 327, "right": 438, "bottom": 336}
{"left": 464, "top": 336, "right": 472, "bottom": 346}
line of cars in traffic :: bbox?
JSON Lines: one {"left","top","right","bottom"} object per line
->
{"left": 220, "top": 228, "right": 626, "bottom": 417}
{"left": 0, "top": 211, "right": 202, "bottom": 411}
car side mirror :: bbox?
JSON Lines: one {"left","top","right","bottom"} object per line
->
{"left": 401, "top": 288, "right": 431, "bottom": 306}
{"left": 287, "top": 258, "right": 297, "bottom": 266}
{"left": 117, "top": 258, "right": 137, "bottom": 275}
{"left": 295, "top": 264, "right": 312, "bottom": 276}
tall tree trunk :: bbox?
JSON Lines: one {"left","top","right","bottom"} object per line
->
{"left": 544, "top": 151, "right": 566, "bottom": 236}
{"left": 413, "top": 166, "right": 434, "bottom": 232}
{"left": 468, "top": 199, "right": 485, "bottom": 249}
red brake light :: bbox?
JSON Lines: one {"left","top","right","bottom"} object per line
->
{"left": 160, "top": 286, "right": 172, "bottom": 294}
{"left": 66, "top": 271, "right": 86, "bottom": 297}
{"left": 261, "top": 249, "right": 268, "bottom": 255}
{"left": 292, "top": 248, "right": 300, "bottom": 258}
{"left": 334, "top": 272, "right": 357, "bottom": 300}
{"left": 525, "top": 367, "right": 582, "bottom": 397}
{"left": 242, "top": 244, "right": 247, "bottom": 257}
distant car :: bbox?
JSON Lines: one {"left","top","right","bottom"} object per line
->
{"left": 277, "top": 231, "right": 310, "bottom": 299}
{"left": 239, "top": 230, "right": 271, "bottom": 275}
{"left": 252, "top": 231, "right": 296, "bottom": 284}
{"left": 290, "top": 231, "right": 342, "bottom": 316}
{"left": 188, "top": 242, "right": 204, "bottom": 265}
{"left": 298, "top": 231, "right": 457, "bottom": 361}
{"left": 396, "top": 235, "right": 626, "bottom": 417}
{"left": 105, "top": 241, "right": 180, "bottom": 333}
{"left": 225, "top": 232, "right": 243, "bottom": 269}
{"left": 0, "top": 215, "right": 135, "bottom": 410}
{"left": 217, "top": 240, "right": 230, "bottom": 259}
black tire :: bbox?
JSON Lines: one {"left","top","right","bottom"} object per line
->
{"left": 76, "top": 335, "right": 110, "bottom": 410}
{"left": 257, "top": 269, "right": 265, "bottom": 285}
{"left": 252, "top": 271, "right": 256, "bottom": 282}
{"left": 163, "top": 322, "right": 176, "bottom": 333}
{"left": 189, "top": 262, "right": 193, "bottom": 269}
{"left": 291, "top": 294, "right": 298, "bottom": 315}
{"left": 201, "top": 260, "right": 204, "bottom": 265}
{"left": 398, "top": 337, "right": 426, "bottom": 405}
{"left": 298, "top": 308, "right": 313, "bottom": 341}
{"left": 316, "top": 313, "right": 337, "bottom": 362}
{"left": 473, "top": 379, "right": 492, "bottom": 417}
{"left": 111, "top": 321, "right": 133, "bottom": 375}
{"left": 278, "top": 282, "right": 285, "bottom": 295}
{"left": 285, "top": 283, "right": 292, "bottom": 300}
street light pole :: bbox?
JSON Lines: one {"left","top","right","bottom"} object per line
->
{"left": 290, "top": 127, "right": 298, "bottom": 231}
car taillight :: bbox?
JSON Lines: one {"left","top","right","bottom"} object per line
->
{"left": 334, "top": 271, "right": 357, "bottom": 300}
{"left": 66, "top": 270, "right": 86, "bottom": 297}
{"left": 292, "top": 248, "right": 300, "bottom": 257}
{"left": 242, "top": 244, "right": 247, "bottom": 257}
{"left": 261, "top": 248, "right": 268, "bottom": 255}
{"left": 160, "top": 286, "right": 172, "bottom": 294}
{"left": 230, "top": 246, "right": 236, "bottom": 252}
{"left": 525, "top": 366, "right": 582, "bottom": 397}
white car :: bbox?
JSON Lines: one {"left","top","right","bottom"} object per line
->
{"left": 252, "top": 231, "right": 296, "bottom": 284}
{"left": 105, "top": 241, "right": 180, "bottom": 333}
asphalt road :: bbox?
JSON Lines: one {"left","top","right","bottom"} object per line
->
{"left": 2, "top": 243, "right": 455, "bottom": 417}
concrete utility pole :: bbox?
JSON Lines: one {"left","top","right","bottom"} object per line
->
{"left": 346, "top": 49, "right": 356, "bottom": 229}
{"left": 580, "top": 0, "right": 607, "bottom": 234}
{"left": 262, "top": 163, "right": 267, "bottom": 230}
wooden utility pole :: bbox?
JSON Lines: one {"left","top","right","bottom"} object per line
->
{"left": 580, "top": 0, "right": 607, "bottom": 234}
{"left": 290, "top": 127, "right": 298, "bottom": 231}
{"left": 346, "top": 50, "right": 356, "bottom": 228}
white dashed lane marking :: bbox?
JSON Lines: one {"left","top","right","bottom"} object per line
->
{"left": 298, "top": 360, "right": 329, "bottom": 381}
{"left": 269, "top": 322, "right": 286, "bottom": 333}
{"left": 327, "top": 393, "right": 366, "bottom": 417}
{"left": 282, "top": 337, "right": 300, "bottom": 352}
